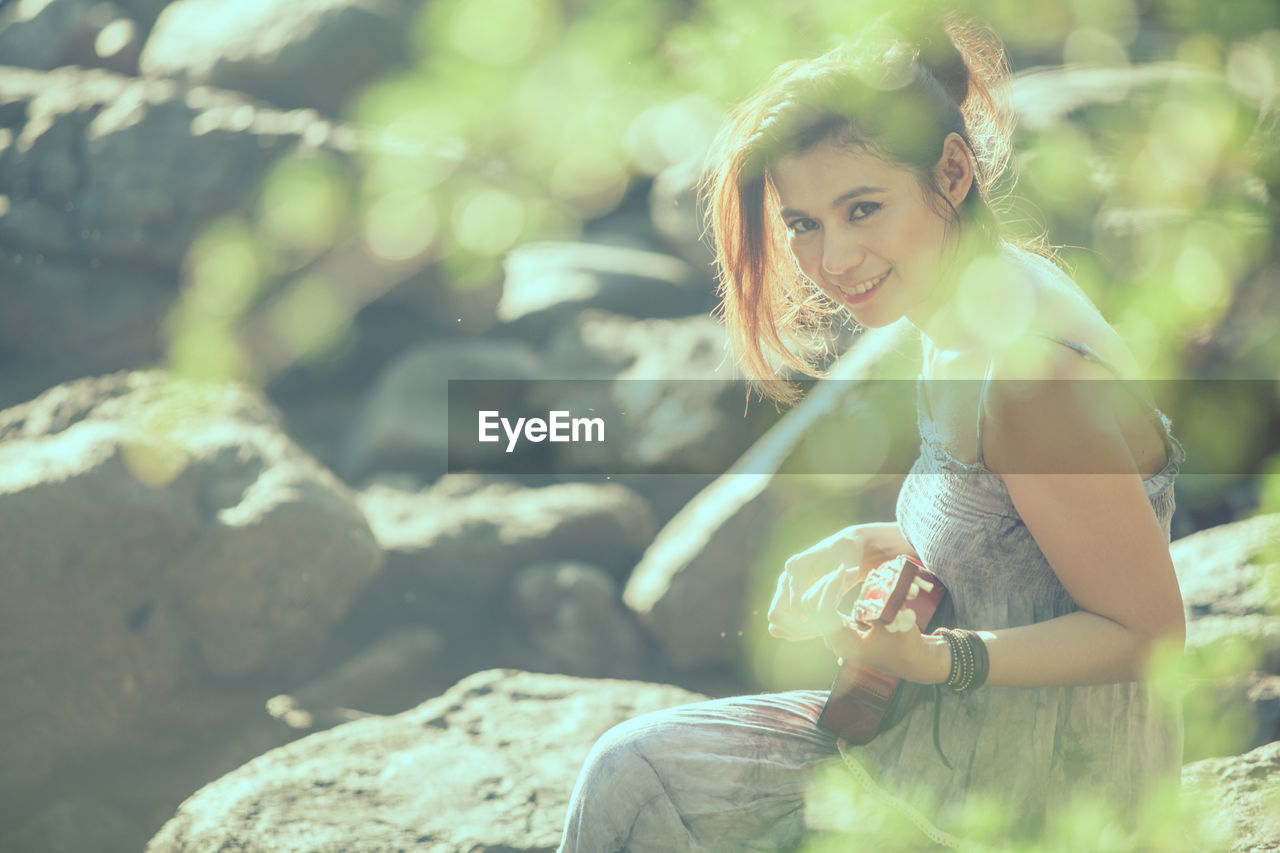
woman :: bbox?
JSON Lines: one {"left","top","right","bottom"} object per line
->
{"left": 558, "top": 13, "right": 1186, "bottom": 852}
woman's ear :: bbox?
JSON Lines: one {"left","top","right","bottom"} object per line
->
{"left": 934, "top": 132, "right": 975, "bottom": 209}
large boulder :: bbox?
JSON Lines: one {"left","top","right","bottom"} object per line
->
{"left": 339, "top": 338, "right": 544, "bottom": 483}
{"left": 1172, "top": 512, "right": 1280, "bottom": 758}
{"left": 350, "top": 475, "right": 656, "bottom": 629}
{"left": 1173, "top": 512, "right": 1280, "bottom": 664}
{"left": 505, "top": 561, "right": 649, "bottom": 680}
{"left": 0, "top": 65, "right": 353, "bottom": 271}
{"left": 145, "top": 669, "right": 707, "bottom": 852}
{"left": 139, "top": 0, "right": 415, "bottom": 116}
{"left": 529, "top": 309, "right": 771, "bottom": 479}
{"left": 0, "top": 371, "right": 383, "bottom": 791}
{"left": 496, "top": 240, "right": 714, "bottom": 339}
{"left": 0, "top": 66, "right": 354, "bottom": 397}
{"left": 0, "top": 0, "right": 143, "bottom": 74}
{"left": 1181, "top": 741, "right": 1280, "bottom": 852}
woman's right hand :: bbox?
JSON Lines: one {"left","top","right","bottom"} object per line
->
{"left": 767, "top": 522, "right": 918, "bottom": 642}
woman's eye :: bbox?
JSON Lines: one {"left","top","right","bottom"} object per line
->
{"left": 788, "top": 218, "right": 818, "bottom": 234}
{"left": 849, "top": 202, "right": 881, "bottom": 221}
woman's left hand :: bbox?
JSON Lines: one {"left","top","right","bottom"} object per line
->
{"left": 824, "top": 615, "right": 946, "bottom": 685}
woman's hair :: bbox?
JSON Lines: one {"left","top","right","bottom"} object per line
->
{"left": 700, "top": 12, "right": 1014, "bottom": 403}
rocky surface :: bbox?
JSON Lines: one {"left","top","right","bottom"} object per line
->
{"left": 505, "top": 561, "right": 649, "bottom": 680}
{"left": 139, "top": 0, "right": 415, "bottom": 116}
{"left": 343, "top": 476, "right": 657, "bottom": 661}
{"left": 339, "top": 338, "right": 545, "bottom": 483}
{"left": 0, "top": 0, "right": 144, "bottom": 74}
{"left": 0, "top": 65, "right": 355, "bottom": 403}
{"left": 0, "top": 371, "right": 383, "bottom": 793}
{"left": 0, "top": 65, "right": 353, "bottom": 271}
{"left": 533, "top": 309, "right": 768, "bottom": 477}
{"left": 497, "top": 240, "right": 713, "bottom": 336}
{"left": 1182, "top": 741, "right": 1280, "bottom": 852}
{"left": 1172, "top": 512, "right": 1280, "bottom": 759}
{"left": 142, "top": 667, "right": 1280, "bottom": 853}
{"left": 145, "top": 669, "right": 707, "bottom": 853}
{"left": 1173, "top": 512, "right": 1280, "bottom": 662}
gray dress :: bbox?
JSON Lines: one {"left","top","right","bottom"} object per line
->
{"left": 558, "top": 333, "right": 1185, "bottom": 852}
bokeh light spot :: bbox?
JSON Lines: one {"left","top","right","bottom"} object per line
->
{"left": 95, "top": 18, "right": 135, "bottom": 60}
{"left": 957, "top": 254, "right": 1036, "bottom": 349}
{"left": 1172, "top": 244, "right": 1228, "bottom": 312}
{"left": 1063, "top": 27, "right": 1130, "bottom": 66}
{"left": 167, "top": 320, "right": 251, "bottom": 382}
{"left": 365, "top": 190, "right": 439, "bottom": 262}
{"left": 185, "top": 218, "right": 263, "bottom": 322}
{"left": 258, "top": 155, "right": 349, "bottom": 254}
{"left": 1226, "top": 40, "right": 1277, "bottom": 103}
{"left": 453, "top": 188, "right": 525, "bottom": 255}
{"left": 550, "top": 148, "right": 628, "bottom": 217}
{"left": 447, "top": 0, "right": 546, "bottom": 65}
{"left": 271, "top": 276, "right": 351, "bottom": 363}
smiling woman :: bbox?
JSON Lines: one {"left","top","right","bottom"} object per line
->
{"left": 770, "top": 137, "right": 966, "bottom": 328}
{"left": 556, "top": 8, "right": 1189, "bottom": 853}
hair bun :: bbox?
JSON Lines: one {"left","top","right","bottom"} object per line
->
{"left": 917, "top": 27, "right": 970, "bottom": 109}
{"left": 871, "top": 9, "right": 1013, "bottom": 197}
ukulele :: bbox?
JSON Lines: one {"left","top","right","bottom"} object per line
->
{"left": 817, "top": 554, "right": 948, "bottom": 743}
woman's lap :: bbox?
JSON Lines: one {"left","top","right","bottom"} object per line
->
{"left": 558, "top": 690, "right": 842, "bottom": 853}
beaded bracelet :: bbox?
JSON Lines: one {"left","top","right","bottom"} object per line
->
{"left": 937, "top": 628, "right": 990, "bottom": 692}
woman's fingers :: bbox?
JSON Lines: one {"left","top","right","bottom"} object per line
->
{"left": 768, "top": 573, "right": 811, "bottom": 639}
{"left": 769, "top": 556, "right": 872, "bottom": 642}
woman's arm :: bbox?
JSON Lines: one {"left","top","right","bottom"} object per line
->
{"left": 830, "top": 359, "right": 1186, "bottom": 687}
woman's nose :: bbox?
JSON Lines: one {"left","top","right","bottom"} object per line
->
{"left": 821, "top": 234, "right": 866, "bottom": 276}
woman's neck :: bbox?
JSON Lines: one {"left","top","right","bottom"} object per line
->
{"left": 907, "top": 241, "right": 1039, "bottom": 357}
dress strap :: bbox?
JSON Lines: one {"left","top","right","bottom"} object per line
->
{"left": 973, "top": 359, "right": 998, "bottom": 469}
{"left": 972, "top": 330, "right": 1166, "bottom": 470}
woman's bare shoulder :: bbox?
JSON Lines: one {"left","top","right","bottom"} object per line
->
{"left": 996, "top": 246, "right": 1144, "bottom": 381}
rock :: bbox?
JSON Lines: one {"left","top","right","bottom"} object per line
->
{"left": 1181, "top": 741, "right": 1280, "bottom": 852}
{"left": 267, "top": 625, "right": 443, "bottom": 727}
{"left": 1173, "top": 512, "right": 1280, "bottom": 666}
{"left": 0, "top": 255, "right": 175, "bottom": 406}
{"left": 352, "top": 475, "right": 655, "bottom": 621}
{"left": 0, "top": 0, "right": 142, "bottom": 74}
{"left": 146, "top": 669, "right": 707, "bottom": 852}
{"left": 0, "top": 66, "right": 355, "bottom": 383}
{"left": 113, "top": 0, "right": 175, "bottom": 28}
{"left": 139, "top": 0, "right": 414, "bottom": 115}
{"left": 506, "top": 562, "right": 648, "bottom": 680}
{"left": 649, "top": 157, "right": 718, "bottom": 272}
{"left": 339, "top": 338, "right": 544, "bottom": 483}
{"left": 1010, "top": 63, "right": 1220, "bottom": 133}
{"left": 0, "top": 371, "right": 383, "bottom": 790}
{"left": 529, "top": 309, "right": 772, "bottom": 478}
{"left": 623, "top": 322, "right": 920, "bottom": 669}
{"left": 496, "top": 241, "right": 713, "bottom": 338}
{"left": 0, "top": 794, "right": 140, "bottom": 853}
{"left": 1172, "top": 513, "right": 1280, "bottom": 760}
{"left": 0, "top": 66, "right": 353, "bottom": 269}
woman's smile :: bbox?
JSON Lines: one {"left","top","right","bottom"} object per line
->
{"left": 833, "top": 269, "right": 890, "bottom": 303}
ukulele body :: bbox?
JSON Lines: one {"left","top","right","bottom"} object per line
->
{"left": 817, "top": 555, "right": 947, "bottom": 742}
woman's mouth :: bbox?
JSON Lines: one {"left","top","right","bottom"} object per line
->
{"left": 836, "top": 270, "right": 888, "bottom": 304}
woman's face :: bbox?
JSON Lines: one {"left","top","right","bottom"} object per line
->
{"left": 770, "top": 139, "right": 965, "bottom": 329}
